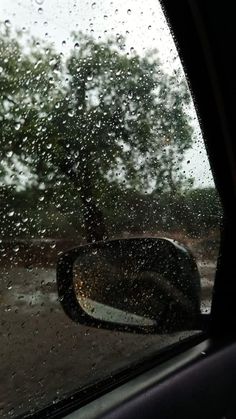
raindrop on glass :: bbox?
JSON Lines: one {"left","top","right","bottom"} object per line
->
{"left": 4, "top": 19, "right": 11, "bottom": 27}
{"left": 68, "top": 110, "right": 75, "bottom": 117}
{"left": 15, "top": 123, "right": 21, "bottom": 131}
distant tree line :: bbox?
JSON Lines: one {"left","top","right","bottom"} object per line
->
{"left": 0, "top": 184, "right": 222, "bottom": 240}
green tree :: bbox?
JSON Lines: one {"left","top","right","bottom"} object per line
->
{"left": 0, "top": 28, "right": 193, "bottom": 242}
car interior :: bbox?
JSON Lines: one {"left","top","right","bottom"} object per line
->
{"left": 1, "top": 1, "right": 236, "bottom": 418}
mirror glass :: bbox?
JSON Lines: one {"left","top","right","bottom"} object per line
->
{"left": 72, "top": 239, "right": 199, "bottom": 329}
{"left": 78, "top": 297, "right": 157, "bottom": 327}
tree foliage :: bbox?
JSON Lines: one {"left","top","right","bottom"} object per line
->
{"left": 0, "top": 27, "right": 194, "bottom": 241}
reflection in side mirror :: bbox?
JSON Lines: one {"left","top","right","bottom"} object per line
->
{"left": 78, "top": 297, "right": 157, "bottom": 327}
{"left": 57, "top": 238, "right": 202, "bottom": 334}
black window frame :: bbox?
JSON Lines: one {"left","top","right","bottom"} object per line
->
{"left": 162, "top": 0, "right": 236, "bottom": 337}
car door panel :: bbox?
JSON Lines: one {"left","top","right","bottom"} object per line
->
{"left": 68, "top": 340, "right": 236, "bottom": 419}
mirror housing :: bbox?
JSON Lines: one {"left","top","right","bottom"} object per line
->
{"left": 57, "top": 238, "right": 205, "bottom": 334}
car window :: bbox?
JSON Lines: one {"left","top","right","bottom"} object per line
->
{"left": 0, "top": 0, "right": 222, "bottom": 417}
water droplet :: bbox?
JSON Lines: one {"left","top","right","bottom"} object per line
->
{"left": 35, "top": 0, "right": 44, "bottom": 4}
{"left": 87, "top": 74, "right": 93, "bottom": 81}
{"left": 4, "top": 19, "right": 11, "bottom": 27}
{"left": 127, "top": 9, "right": 131, "bottom": 15}
{"left": 46, "top": 143, "right": 52, "bottom": 149}
{"left": 39, "top": 196, "right": 45, "bottom": 201}
{"left": 38, "top": 7, "right": 43, "bottom": 14}
{"left": 91, "top": 2, "right": 96, "bottom": 8}
{"left": 128, "top": 90, "right": 133, "bottom": 99}
{"left": 74, "top": 42, "right": 80, "bottom": 49}
{"left": 8, "top": 211, "right": 15, "bottom": 217}
{"left": 68, "top": 109, "right": 75, "bottom": 117}
{"left": 5, "top": 306, "right": 12, "bottom": 312}
{"left": 15, "top": 123, "right": 21, "bottom": 131}
{"left": 148, "top": 25, "right": 152, "bottom": 30}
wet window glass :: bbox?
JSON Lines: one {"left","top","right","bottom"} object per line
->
{"left": 0, "top": 0, "right": 222, "bottom": 416}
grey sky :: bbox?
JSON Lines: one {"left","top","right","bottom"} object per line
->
{"left": 1, "top": 0, "right": 214, "bottom": 188}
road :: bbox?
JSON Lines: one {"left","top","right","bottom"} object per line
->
{"left": 0, "top": 261, "right": 215, "bottom": 418}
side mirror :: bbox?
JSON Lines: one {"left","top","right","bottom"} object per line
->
{"left": 57, "top": 238, "right": 205, "bottom": 334}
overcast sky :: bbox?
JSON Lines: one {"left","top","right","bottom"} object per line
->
{"left": 1, "top": 0, "right": 215, "bottom": 188}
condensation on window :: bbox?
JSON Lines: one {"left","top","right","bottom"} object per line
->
{"left": 0, "top": 0, "right": 222, "bottom": 417}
